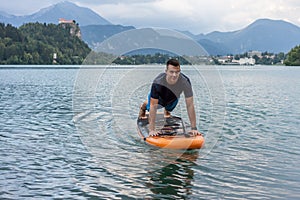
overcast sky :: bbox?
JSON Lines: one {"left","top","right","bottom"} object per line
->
{"left": 1, "top": 0, "right": 300, "bottom": 34}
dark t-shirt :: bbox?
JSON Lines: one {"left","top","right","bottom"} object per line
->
{"left": 150, "top": 73, "right": 193, "bottom": 106}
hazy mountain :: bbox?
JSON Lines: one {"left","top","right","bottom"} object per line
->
{"left": 81, "top": 25, "right": 135, "bottom": 48}
{"left": 198, "top": 39, "right": 231, "bottom": 56}
{"left": 0, "top": 11, "right": 13, "bottom": 18}
{"left": 80, "top": 19, "right": 300, "bottom": 55}
{"left": 204, "top": 19, "right": 300, "bottom": 54}
{"left": 0, "top": 1, "right": 111, "bottom": 26}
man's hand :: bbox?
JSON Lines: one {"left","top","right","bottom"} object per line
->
{"left": 189, "top": 130, "right": 202, "bottom": 136}
{"left": 149, "top": 130, "right": 160, "bottom": 137}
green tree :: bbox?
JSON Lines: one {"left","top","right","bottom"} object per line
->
{"left": 0, "top": 43, "right": 5, "bottom": 62}
{"left": 284, "top": 45, "right": 300, "bottom": 66}
{"left": 0, "top": 22, "right": 91, "bottom": 65}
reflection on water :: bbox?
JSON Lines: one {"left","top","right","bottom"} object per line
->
{"left": 147, "top": 151, "right": 198, "bottom": 199}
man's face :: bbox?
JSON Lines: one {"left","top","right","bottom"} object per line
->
{"left": 165, "top": 64, "right": 181, "bottom": 85}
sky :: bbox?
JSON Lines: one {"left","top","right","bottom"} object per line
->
{"left": 1, "top": 0, "right": 300, "bottom": 34}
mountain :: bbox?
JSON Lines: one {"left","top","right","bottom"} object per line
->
{"left": 0, "top": 11, "right": 13, "bottom": 19}
{"left": 80, "top": 19, "right": 300, "bottom": 55}
{"left": 0, "top": 1, "right": 111, "bottom": 26}
{"left": 198, "top": 39, "right": 231, "bottom": 56}
{"left": 1, "top": 2, "right": 300, "bottom": 55}
{"left": 81, "top": 25, "right": 135, "bottom": 48}
{"left": 203, "top": 19, "right": 300, "bottom": 54}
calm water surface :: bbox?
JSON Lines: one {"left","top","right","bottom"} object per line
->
{"left": 0, "top": 65, "right": 299, "bottom": 199}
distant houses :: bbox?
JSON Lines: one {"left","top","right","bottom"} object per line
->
{"left": 217, "top": 56, "right": 255, "bottom": 65}
{"left": 215, "top": 50, "right": 286, "bottom": 65}
{"left": 248, "top": 51, "right": 262, "bottom": 58}
{"left": 217, "top": 51, "right": 260, "bottom": 65}
{"left": 233, "top": 57, "right": 256, "bottom": 65}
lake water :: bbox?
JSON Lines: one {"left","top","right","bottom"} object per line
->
{"left": 0, "top": 65, "right": 299, "bottom": 199}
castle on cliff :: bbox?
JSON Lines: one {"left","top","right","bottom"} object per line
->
{"left": 58, "top": 18, "right": 81, "bottom": 39}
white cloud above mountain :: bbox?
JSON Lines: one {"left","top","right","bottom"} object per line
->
{"left": 1, "top": 0, "right": 300, "bottom": 34}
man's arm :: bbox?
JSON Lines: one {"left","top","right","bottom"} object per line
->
{"left": 185, "top": 96, "right": 201, "bottom": 135}
{"left": 148, "top": 97, "right": 159, "bottom": 136}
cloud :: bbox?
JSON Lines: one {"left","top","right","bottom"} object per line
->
{"left": 82, "top": 0, "right": 300, "bottom": 33}
{"left": 87, "top": 0, "right": 223, "bottom": 33}
{"left": 1, "top": 0, "right": 300, "bottom": 33}
{"left": 75, "top": 0, "right": 154, "bottom": 5}
{"left": 0, "top": 0, "right": 62, "bottom": 15}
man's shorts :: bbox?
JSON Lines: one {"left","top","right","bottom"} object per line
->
{"left": 146, "top": 93, "right": 179, "bottom": 112}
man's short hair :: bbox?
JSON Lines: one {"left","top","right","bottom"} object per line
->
{"left": 166, "top": 59, "right": 180, "bottom": 68}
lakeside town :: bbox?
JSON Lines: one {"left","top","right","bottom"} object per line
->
{"left": 212, "top": 50, "right": 285, "bottom": 65}
{"left": 111, "top": 50, "right": 286, "bottom": 66}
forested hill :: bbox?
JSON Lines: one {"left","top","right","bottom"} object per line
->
{"left": 0, "top": 22, "right": 91, "bottom": 65}
{"left": 284, "top": 45, "right": 300, "bottom": 66}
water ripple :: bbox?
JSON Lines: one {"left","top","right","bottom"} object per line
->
{"left": 1, "top": 67, "right": 300, "bottom": 199}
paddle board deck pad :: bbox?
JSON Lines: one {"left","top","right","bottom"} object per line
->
{"left": 137, "top": 113, "right": 204, "bottom": 150}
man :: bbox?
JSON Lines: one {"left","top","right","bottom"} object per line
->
{"left": 139, "top": 58, "right": 201, "bottom": 136}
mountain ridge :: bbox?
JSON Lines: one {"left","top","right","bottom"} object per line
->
{"left": 207, "top": 18, "right": 300, "bottom": 54}
{"left": 0, "top": 1, "right": 111, "bottom": 26}
{"left": 1, "top": 2, "right": 300, "bottom": 55}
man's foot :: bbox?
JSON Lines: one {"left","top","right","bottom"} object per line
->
{"left": 164, "top": 109, "right": 171, "bottom": 118}
{"left": 139, "top": 104, "right": 146, "bottom": 119}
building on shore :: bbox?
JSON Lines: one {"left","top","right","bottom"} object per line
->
{"left": 58, "top": 18, "right": 81, "bottom": 39}
{"left": 248, "top": 50, "right": 262, "bottom": 58}
{"left": 217, "top": 55, "right": 256, "bottom": 65}
{"left": 232, "top": 57, "right": 256, "bottom": 65}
